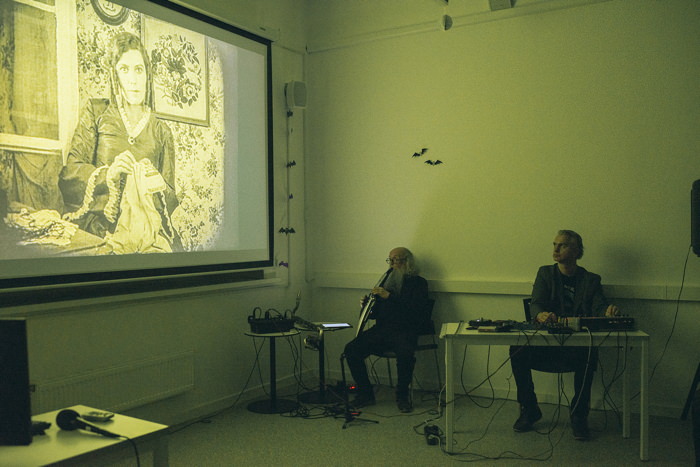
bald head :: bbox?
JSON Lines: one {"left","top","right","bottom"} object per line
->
{"left": 387, "top": 247, "right": 417, "bottom": 275}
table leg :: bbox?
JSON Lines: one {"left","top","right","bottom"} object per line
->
{"left": 623, "top": 343, "right": 630, "bottom": 438}
{"left": 445, "top": 334, "right": 455, "bottom": 452}
{"left": 318, "top": 330, "right": 326, "bottom": 399}
{"left": 640, "top": 338, "right": 649, "bottom": 461}
{"left": 247, "top": 336, "right": 298, "bottom": 414}
{"left": 269, "top": 336, "right": 277, "bottom": 404}
{"left": 153, "top": 434, "right": 169, "bottom": 467}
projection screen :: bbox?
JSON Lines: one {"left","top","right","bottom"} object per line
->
{"left": 0, "top": 0, "right": 273, "bottom": 293}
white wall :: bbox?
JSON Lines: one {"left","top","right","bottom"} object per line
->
{"left": 304, "top": 0, "right": 700, "bottom": 416}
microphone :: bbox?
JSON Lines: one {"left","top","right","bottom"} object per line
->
{"left": 56, "top": 409, "right": 121, "bottom": 438}
{"left": 291, "top": 290, "right": 301, "bottom": 316}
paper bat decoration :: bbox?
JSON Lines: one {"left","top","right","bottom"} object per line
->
{"left": 424, "top": 160, "right": 443, "bottom": 165}
{"left": 286, "top": 160, "right": 297, "bottom": 168}
{"left": 278, "top": 227, "right": 296, "bottom": 234}
{"left": 412, "top": 148, "right": 429, "bottom": 158}
{"left": 278, "top": 261, "right": 289, "bottom": 268}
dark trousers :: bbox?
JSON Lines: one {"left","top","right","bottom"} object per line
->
{"left": 510, "top": 345, "right": 598, "bottom": 418}
{"left": 344, "top": 326, "right": 417, "bottom": 396}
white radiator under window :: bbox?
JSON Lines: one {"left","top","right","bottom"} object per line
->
{"left": 32, "top": 351, "right": 195, "bottom": 414}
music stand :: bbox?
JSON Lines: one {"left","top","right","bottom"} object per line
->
{"left": 297, "top": 323, "right": 352, "bottom": 405}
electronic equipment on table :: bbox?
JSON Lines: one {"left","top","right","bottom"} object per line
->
{"left": 248, "top": 308, "right": 295, "bottom": 333}
{"left": 468, "top": 316, "right": 635, "bottom": 333}
{"left": 292, "top": 315, "right": 319, "bottom": 331}
{"left": 248, "top": 304, "right": 352, "bottom": 334}
{"left": 468, "top": 319, "right": 517, "bottom": 332}
{"left": 559, "top": 316, "right": 635, "bottom": 332}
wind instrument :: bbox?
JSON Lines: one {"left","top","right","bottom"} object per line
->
{"left": 355, "top": 268, "right": 392, "bottom": 336}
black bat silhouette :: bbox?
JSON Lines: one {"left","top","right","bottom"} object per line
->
{"left": 424, "top": 160, "right": 443, "bottom": 165}
{"left": 412, "top": 148, "right": 429, "bottom": 158}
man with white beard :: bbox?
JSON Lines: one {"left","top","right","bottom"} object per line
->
{"left": 344, "top": 247, "right": 429, "bottom": 413}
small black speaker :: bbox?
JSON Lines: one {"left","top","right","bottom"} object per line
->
{"left": 692, "top": 180, "right": 700, "bottom": 256}
{"left": 0, "top": 319, "right": 32, "bottom": 446}
{"left": 489, "top": 0, "right": 513, "bottom": 10}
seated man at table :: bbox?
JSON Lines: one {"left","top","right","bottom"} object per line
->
{"left": 344, "top": 247, "right": 429, "bottom": 413}
{"left": 510, "top": 230, "right": 619, "bottom": 440}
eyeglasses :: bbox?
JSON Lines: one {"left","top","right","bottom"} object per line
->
{"left": 386, "top": 257, "right": 406, "bottom": 264}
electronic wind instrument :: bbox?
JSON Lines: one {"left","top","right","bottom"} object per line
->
{"left": 355, "top": 267, "right": 392, "bottom": 336}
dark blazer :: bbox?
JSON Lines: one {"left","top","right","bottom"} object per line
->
{"left": 372, "top": 274, "right": 429, "bottom": 334}
{"left": 530, "top": 264, "right": 609, "bottom": 318}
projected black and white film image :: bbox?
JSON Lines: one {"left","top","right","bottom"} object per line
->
{"left": 0, "top": 0, "right": 256, "bottom": 262}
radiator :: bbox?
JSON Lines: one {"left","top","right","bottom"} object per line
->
{"left": 32, "top": 351, "right": 195, "bottom": 414}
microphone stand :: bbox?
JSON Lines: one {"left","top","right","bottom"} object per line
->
{"left": 339, "top": 353, "right": 378, "bottom": 429}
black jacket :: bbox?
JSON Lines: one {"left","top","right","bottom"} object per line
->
{"left": 372, "top": 274, "right": 429, "bottom": 334}
{"left": 530, "top": 264, "right": 609, "bottom": 318}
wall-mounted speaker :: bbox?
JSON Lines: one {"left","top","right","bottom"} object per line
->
{"left": 441, "top": 14, "right": 453, "bottom": 31}
{"left": 285, "top": 81, "right": 307, "bottom": 109}
{"left": 489, "top": 0, "right": 513, "bottom": 11}
{"left": 692, "top": 180, "right": 700, "bottom": 256}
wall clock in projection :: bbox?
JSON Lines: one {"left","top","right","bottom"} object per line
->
{"left": 90, "top": 0, "right": 130, "bottom": 26}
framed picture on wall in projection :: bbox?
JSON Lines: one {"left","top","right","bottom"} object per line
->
{"left": 142, "top": 17, "right": 210, "bottom": 126}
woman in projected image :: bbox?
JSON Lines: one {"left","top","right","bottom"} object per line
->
{"left": 59, "top": 32, "right": 179, "bottom": 254}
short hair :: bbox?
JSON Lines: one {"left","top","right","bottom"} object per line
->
{"left": 108, "top": 32, "right": 154, "bottom": 109}
{"left": 558, "top": 229, "right": 584, "bottom": 259}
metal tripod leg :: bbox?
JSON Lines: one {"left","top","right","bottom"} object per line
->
{"left": 681, "top": 361, "right": 700, "bottom": 420}
{"left": 339, "top": 353, "right": 378, "bottom": 429}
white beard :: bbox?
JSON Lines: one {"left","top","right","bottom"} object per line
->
{"left": 384, "top": 269, "right": 405, "bottom": 295}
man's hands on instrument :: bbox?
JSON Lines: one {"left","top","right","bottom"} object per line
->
{"left": 360, "top": 295, "right": 369, "bottom": 307}
{"left": 605, "top": 305, "right": 620, "bottom": 317}
{"left": 359, "top": 288, "right": 390, "bottom": 306}
{"left": 371, "top": 286, "right": 390, "bottom": 299}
